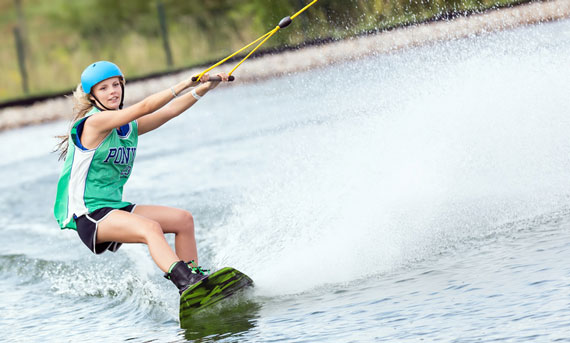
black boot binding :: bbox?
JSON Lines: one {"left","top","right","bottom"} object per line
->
{"left": 164, "top": 260, "right": 209, "bottom": 294}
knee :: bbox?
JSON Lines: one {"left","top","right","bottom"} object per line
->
{"left": 179, "top": 210, "right": 195, "bottom": 235}
{"left": 141, "top": 220, "right": 164, "bottom": 243}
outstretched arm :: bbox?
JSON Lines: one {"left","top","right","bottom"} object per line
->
{"left": 137, "top": 73, "right": 227, "bottom": 135}
{"left": 85, "top": 77, "right": 199, "bottom": 135}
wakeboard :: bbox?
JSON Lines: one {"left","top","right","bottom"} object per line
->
{"left": 179, "top": 267, "right": 253, "bottom": 320}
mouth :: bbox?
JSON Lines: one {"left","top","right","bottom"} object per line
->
{"left": 108, "top": 96, "right": 119, "bottom": 103}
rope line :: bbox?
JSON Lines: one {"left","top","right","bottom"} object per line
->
{"left": 228, "top": 26, "right": 280, "bottom": 76}
{"left": 193, "top": 0, "right": 320, "bottom": 81}
{"left": 291, "top": 0, "right": 319, "bottom": 20}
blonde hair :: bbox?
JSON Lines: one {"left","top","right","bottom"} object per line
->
{"left": 54, "top": 83, "right": 94, "bottom": 160}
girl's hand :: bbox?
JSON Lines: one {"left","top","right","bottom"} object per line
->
{"left": 196, "top": 73, "right": 229, "bottom": 94}
{"left": 200, "top": 73, "right": 229, "bottom": 90}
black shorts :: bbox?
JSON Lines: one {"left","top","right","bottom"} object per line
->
{"left": 76, "top": 204, "right": 136, "bottom": 254}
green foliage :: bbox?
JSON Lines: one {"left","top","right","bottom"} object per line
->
{"left": 48, "top": 0, "right": 159, "bottom": 40}
{"left": 0, "top": 0, "right": 533, "bottom": 102}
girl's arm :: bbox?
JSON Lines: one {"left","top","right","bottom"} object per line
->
{"left": 85, "top": 78, "right": 200, "bottom": 135}
{"left": 137, "top": 74, "right": 225, "bottom": 135}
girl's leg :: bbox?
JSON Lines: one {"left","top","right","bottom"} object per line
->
{"left": 132, "top": 205, "right": 198, "bottom": 264}
{"left": 96, "top": 210, "right": 179, "bottom": 272}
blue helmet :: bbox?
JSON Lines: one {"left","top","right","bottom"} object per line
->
{"left": 81, "top": 61, "right": 124, "bottom": 94}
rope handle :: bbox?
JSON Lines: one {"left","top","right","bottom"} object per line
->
{"left": 191, "top": 75, "right": 235, "bottom": 82}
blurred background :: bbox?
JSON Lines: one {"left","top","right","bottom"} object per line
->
{"left": 1, "top": 0, "right": 528, "bottom": 103}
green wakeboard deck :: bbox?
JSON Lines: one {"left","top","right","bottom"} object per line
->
{"left": 179, "top": 267, "right": 253, "bottom": 320}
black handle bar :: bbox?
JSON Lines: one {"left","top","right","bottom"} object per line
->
{"left": 192, "top": 75, "right": 235, "bottom": 82}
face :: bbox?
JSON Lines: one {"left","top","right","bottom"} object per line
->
{"left": 90, "top": 76, "right": 122, "bottom": 110}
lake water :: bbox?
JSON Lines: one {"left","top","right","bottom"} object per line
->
{"left": 1, "top": 18, "right": 570, "bottom": 342}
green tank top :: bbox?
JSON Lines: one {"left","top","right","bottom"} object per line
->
{"left": 54, "top": 107, "right": 138, "bottom": 230}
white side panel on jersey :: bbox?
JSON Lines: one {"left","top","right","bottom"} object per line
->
{"left": 65, "top": 146, "right": 95, "bottom": 224}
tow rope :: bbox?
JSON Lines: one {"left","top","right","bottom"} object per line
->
{"left": 192, "top": 0, "right": 320, "bottom": 82}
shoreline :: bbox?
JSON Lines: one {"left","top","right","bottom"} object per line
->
{"left": 1, "top": 0, "right": 568, "bottom": 131}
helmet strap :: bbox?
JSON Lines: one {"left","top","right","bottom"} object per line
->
{"left": 90, "top": 95, "right": 113, "bottom": 111}
{"left": 119, "top": 83, "right": 125, "bottom": 109}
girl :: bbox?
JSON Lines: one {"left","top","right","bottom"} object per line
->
{"left": 54, "top": 61, "right": 229, "bottom": 294}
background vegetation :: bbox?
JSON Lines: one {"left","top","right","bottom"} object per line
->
{"left": 1, "top": 0, "right": 531, "bottom": 102}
